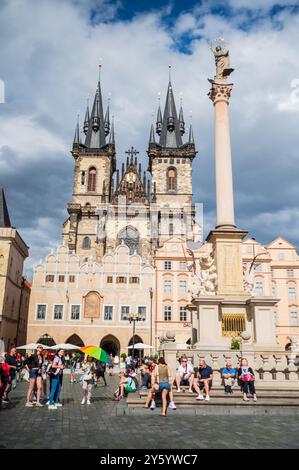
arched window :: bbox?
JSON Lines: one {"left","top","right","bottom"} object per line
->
{"left": 87, "top": 167, "right": 96, "bottom": 192}
{"left": 167, "top": 167, "right": 176, "bottom": 192}
{"left": 82, "top": 237, "right": 91, "bottom": 249}
{"left": 117, "top": 226, "right": 139, "bottom": 255}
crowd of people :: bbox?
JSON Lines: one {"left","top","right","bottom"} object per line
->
{"left": 114, "top": 354, "right": 258, "bottom": 416}
{"left": 0, "top": 346, "right": 258, "bottom": 414}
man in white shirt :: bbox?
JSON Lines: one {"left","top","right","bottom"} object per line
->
{"left": 175, "top": 356, "right": 195, "bottom": 393}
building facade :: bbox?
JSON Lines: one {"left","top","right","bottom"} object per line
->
{"left": 0, "top": 188, "right": 30, "bottom": 350}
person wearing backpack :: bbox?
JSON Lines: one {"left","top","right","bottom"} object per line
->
{"left": 48, "top": 349, "right": 65, "bottom": 410}
{"left": 95, "top": 360, "right": 107, "bottom": 386}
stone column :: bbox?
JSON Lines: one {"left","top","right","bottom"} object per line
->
{"left": 209, "top": 81, "right": 235, "bottom": 229}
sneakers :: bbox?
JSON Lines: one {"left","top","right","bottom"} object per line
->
{"left": 46, "top": 400, "right": 50, "bottom": 405}
{"left": 188, "top": 388, "right": 193, "bottom": 394}
{"left": 81, "top": 398, "right": 86, "bottom": 405}
{"left": 25, "top": 401, "right": 34, "bottom": 407}
{"left": 168, "top": 401, "right": 176, "bottom": 410}
{"left": 48, "top": 404, "right": 57, "bottom": 410}
{"left": 150, "top": 400, "right": 156, "bottom": 410}
{"left": 35, "top": 402, "right": 43, "bottom": 407}
{"left": 87, "top": 400, "right": 91, "bottom": 405}
{"left": 55, "top": 403, "right": 63, "bottom": 407}
{"left": 196, "top": 395, "right": 204, "bottom": 400}
{"left": 243, "top": 395, "right": 250, "bottom": 401}
{"left": 176, "top": 388, "right": 181, "bottom": 393}
{"left": 253, "top": 395, "right": 258, "bottom": 402}
{"left": 205, "top": 395, "right": 210, "bottom": 401}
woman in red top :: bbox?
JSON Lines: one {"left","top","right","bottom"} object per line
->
{"left": 0, "top": 362, "right": 10, "bottom": 407}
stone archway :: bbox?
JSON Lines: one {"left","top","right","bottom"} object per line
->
{"left": 66, "top": 334, "right": 85, "bottom": 347}
{"left": 37, "top": 334, "right": 56, "bottom": 347}
{"left": 100, "top": 334, "right": 120, "bottom": 356}
{"left": 128, "top": 335, "right": 143, "bottom": 358}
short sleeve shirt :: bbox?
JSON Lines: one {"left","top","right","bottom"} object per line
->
{"left": 222, "top": 368, "right": 236, "bottom": 377}
{"left": 198, "top": 366, "right": 213, "bottom": 380}
{"left": 178, "top": 363, "right": 194, "bottom": 376}
{"left": 5, "top": 355, "right": 17, "bottom": 378}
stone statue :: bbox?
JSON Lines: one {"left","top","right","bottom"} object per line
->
{"left": 243, "top": 262, "right": 255, "bottom": 294}
{"left": 159, "top": 331, "right": 176, "bottom": 345}
{"left": 210, "top": 37, "right": 234, "bottom": 82}
{"left": 191, "top": 253, "right": 217, "bottom": 296}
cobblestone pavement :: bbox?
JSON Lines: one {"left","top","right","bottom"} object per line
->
{"left": 0, "top": 375, "right": 299, "bottom": 449}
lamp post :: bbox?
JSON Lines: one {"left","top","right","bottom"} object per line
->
{"left": 149, "top": 288, "right": 153, "bottom": 348}
{"left": 123, "top": 313, "right": 146, "bottom": 362}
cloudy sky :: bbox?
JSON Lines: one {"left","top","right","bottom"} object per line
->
{"left": 1, "top": 0, "right": 299, "bottom": 278}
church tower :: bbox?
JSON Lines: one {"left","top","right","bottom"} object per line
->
{"left": 62, "top": 67, "right": 116, "bottom": 260}
{"left": 147, "top": 74, "right": 198, "bottom": 243}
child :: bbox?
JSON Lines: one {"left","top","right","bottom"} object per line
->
{"left": 81, "top": 356, "right": 95, "bottom": 405}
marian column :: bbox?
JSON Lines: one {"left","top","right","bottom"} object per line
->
{"left": 208, "top": 40, "right": 235, "bottom": 228}
{"left": 207, "top": 38, "right": 248, "bottom": 298}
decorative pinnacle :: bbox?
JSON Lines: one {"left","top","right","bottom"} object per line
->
{"left": 168, "top": 65, "right": 171, "bottom": 82}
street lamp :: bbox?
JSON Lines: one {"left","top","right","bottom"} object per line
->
{"left": 123, "top": 312, "right": 146, "bottom": 362}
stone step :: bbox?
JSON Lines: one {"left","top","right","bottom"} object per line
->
{"left": 127, "top": 394, "right": 299, "bottom": 407}
{"left": 138, "top": 389, "right": 299, "bottom": 398}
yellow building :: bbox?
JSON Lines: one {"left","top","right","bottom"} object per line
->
{"left": 0, "top": 188, "right": 30, "bottom": 350}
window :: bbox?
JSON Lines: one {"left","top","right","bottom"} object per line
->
{"left": 288, "top": 286, "right": 296, "bottom": 301}
{"left": 130, "top": 276, "right": 140, "bottom": 284}
{"left": 87, "top": 167, "right": 96, "bottom": 191}
{"left": 287, "top": 269, "right": 294, "bottom": 278}
{"left": 179, "top": 280, "right": 187, "bottom": 293}
{"left": 272, "top": 286, "right": 276, "bottom": 297}
{"left": 138, "top": 306, "right": 146, "bottom": 320}
{"left": 164, "top": 261, "right": 172, "bottom": 270}
{"left": 180, "top": 306, "right": 187, "bottom": 322}
{"left": 290, "top": 310, "right": 299, "bottom": 326}
{"left": 116, "top": 276, "right": 126, "bottom": 284}
{"left": 53, "top": 304, "right": 64, "bottom": 320}
{"left": 36, "top": 304, "right": 47, "bottom": 320}
{"left": 164, "top": 280, "right": 172, "bottom": 293}
{"left": 169, "top": 223, "right": 174, "bottom": 236}
{"left": 164, "top": 306, "right": 172, "bottom": 321}
{"left": 107, "top": 276, "right": 113, "bottom": 284}
{"left": 255, "top": 264, "right": 262, "bottom": 272}
{"left": 167, "top": 168, "right": 176, "bottom": 192}
{"left": 104, "top": 305, "right": 113, "bottom": 321}
{"left": 179, "top": 262, "right": 187, "bottom": 271}
{"left": 69, "top": 275, "right": 76, "bottom": 283}
{"left": 58, "top": 275, "right": 65, "bottom": 282}
{"left": 278, "top": 252, "right": 285, "bottom": 261}
{"left": 82, "top": 237, "right": 91, "bottom": 249}
{"left": 46, "top": 275, "right": 54, "bottom": 282}
{"left": 121, "top": 306, "right": 130, "bottom": 321}
{"left": 255, "top": 281, "right": 264, "bottom": 296}
{"left": 71, "top": 305, "right": 80, "bottom": 320}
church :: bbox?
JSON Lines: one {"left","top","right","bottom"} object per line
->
{"left": 26, "top": 69, "right": 202, "bottom": 355}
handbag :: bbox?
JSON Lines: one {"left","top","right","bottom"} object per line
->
{"left": 47, "top": 367, "right": 60, "bottom": 378}
{"left": 82, "top": 372, "right": 93, "bottom": 381}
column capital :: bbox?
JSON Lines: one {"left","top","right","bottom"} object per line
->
{"left": 208, "top": 80, "right": 233, "bottom": 105}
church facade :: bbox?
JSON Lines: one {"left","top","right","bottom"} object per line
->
{"left": 26, "top": 69, "right": 299, "bottom": 355}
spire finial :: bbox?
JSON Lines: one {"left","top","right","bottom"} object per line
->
{"left": 98, "top": 62, "right": 102, "bottom": 82}
{"left": 168, "top": 65, "right": 172, "bottom": 82}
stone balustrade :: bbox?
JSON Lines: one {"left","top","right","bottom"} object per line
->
{"left": 162, "top": 348, "right": 299, "bottom": 387}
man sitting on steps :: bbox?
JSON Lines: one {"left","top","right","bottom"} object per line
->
{"left": 193, "top": 359, "right": 213, "bottom": 401}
